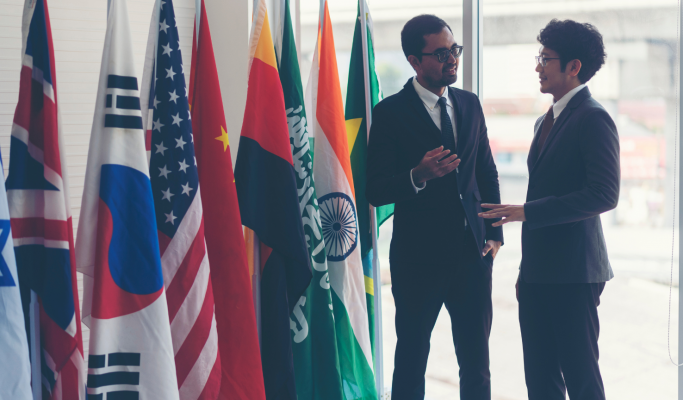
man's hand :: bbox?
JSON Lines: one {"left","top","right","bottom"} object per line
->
{"left": 412, "top": 146, "right": 461, "bottom": 185}
{"left": 482, "top": 240, "right": 502, "bottom": 258}
{"left": 479, "top": 204, "right": 526, "bottom": 227}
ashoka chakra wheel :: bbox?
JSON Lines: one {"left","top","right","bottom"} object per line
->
{"left": 318, "top": 192, "right": 358, "bottom": 262}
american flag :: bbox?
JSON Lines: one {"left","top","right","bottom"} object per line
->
{"left": 146, "top": 0, "right": 220, "bottom": 398}
{"left": 7, "top": 0, "right": 86, "bottom": 398}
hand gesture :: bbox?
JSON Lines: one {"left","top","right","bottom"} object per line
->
{"left": 479, "top": 204, "right": 526, "bottom": 227}
{"left": 412, "top": 146, "right": 461, "bottom": 185}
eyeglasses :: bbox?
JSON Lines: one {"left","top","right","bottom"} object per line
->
{"left": 535, "top": 56, "right": 561, "bottom": 67}
{"left": 422, "top": 45, "right": 464, "bottom": 63}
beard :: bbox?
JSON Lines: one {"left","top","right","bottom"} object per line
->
{"left": 427, "top": 63, "right": 457, "bottom": 87}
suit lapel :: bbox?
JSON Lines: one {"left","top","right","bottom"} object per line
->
{"left": 531, "top": 87, "right": 592, "bottom": 175}
{"left": 404, "top": 79, "right": 442, "bottom": 141}
{"left": 448, "top": 87, "right": 464, "bottom": 154}
{"left": 527, "top": 117, "right": 544, "bottom": 171}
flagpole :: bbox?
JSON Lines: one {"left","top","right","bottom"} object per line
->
{"left": 30, "top": 292, "right": 42, "bottom": 400}
{"left": 359, "top": 0, "right": 385, "bottom": 397}
{"left": 252, "top": 234, "right": 262, "bottom": 344}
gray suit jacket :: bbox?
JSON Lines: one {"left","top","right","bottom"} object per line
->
{"left": 521, "top": 87, "right": 619, "bottom": 283}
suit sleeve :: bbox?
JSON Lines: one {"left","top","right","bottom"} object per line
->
{"left": 366, "top": 101, "right": 420, "bottom": 207}
{"left": 473, "top": 98, "right": 504, "bottom": 243}
{"left": 524, "top": 109, "right": 620, "bottom": 230}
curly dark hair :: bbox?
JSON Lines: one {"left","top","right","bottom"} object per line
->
{"left": 537, "top": 19, "right": 606, "bottom": 83}
{"left": 401, "top": 15, "right": 452, "bottom": 61}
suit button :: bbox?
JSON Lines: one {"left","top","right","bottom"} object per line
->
{"left": 460, "top": 194, "right": 463, "bottom": 199}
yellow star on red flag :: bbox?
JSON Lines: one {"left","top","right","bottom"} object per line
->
{"left": 215, "top": 125, "right": 229, "bottom": 151}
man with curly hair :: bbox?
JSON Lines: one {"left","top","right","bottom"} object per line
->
{"left": 480, "top": 19, "right": 620, "bottom": 400}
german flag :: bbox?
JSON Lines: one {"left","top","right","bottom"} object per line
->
{"left": 234, "top": 0, "right": 312, "bottom": 398}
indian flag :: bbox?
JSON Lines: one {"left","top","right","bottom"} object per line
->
{"left": 305, "top": 1, "right": 377, "bottom": 398}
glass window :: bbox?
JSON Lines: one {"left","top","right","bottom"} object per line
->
{"left": 483, "top": 1, "right": 678, "bottom": 398}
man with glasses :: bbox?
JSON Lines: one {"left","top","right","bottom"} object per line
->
{"left": 480, "top": 19, "right": 619, "bottom": 400}
{"left": 366, "top": 14, "right": 502, "bottom": 400}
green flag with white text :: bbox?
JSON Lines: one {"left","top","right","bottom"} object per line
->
{"left": 345, "top": 0, "right": 394, "bottom": 363}
{"left": 275, "top": 1, "right": 345, "bottom": 399}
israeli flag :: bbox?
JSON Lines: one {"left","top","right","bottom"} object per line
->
{"left": 76, "top": 0, "right": 179, "bottom": 399}
{"left": 0, "top": 153, "right": 32, "bottom": 400}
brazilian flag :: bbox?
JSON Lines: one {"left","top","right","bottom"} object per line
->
{"left": 345, "top": 0, "right": 394, "bottom": 367}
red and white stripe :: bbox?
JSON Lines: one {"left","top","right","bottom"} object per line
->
{"left": 159, "top": 188, "right": 221, "bottom": 400}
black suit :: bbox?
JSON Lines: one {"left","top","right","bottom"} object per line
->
{"left": 367, "top": 79, "right": 502, "bottom": 400}
{"left": 520, "top": 87, "right": 619, "bottom": 400}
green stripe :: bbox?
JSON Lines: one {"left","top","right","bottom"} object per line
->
{"left": 331, "top": 288, "right": 378, "bottom": 400}
{"left": 277, "top": 1, "right": 344, "bottom": 399}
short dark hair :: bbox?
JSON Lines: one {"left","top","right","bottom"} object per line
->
{"left": 537, "top": 19, "right": 606, "bottom": 83}
{"left": 401, "top": 15, "right": 452, "bottom": 61}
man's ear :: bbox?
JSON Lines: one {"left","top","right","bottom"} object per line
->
{"left": 567, "top": 59, "right": 582, "bottom": 78}
{"left": 407, "top": 54, "right": 421, "bottom": 72}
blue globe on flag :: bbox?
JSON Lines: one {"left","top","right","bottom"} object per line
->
{"left": 318, "top": 192, "right": 358, "bottom": 262}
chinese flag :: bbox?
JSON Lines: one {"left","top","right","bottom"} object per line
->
{"left": 188, "top": 1, "right": 266, "bottom": 398}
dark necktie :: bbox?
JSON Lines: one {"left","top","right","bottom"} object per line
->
{"left": 437, "top": 96, "right": 456, "bottom": 154}
{"left": 536, "top": 106, "right": 554, "bottom": 158}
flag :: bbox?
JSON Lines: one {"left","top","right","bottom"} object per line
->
{"left": 234, "top": 0, "right": 312, "bottom": 397}
{"left": 76, "top": 0, "right": 179, "bottom": 399}
{"left": 0, "top": 153, "right": 32, "bottom": 400}
{"left": 273, "top": 0, "right": 344, "bottom": 399}
{"left": 141, "top": 0, "right": 222, "bottom": 397}
{"left": 305, "top": 1, "right": 377, "bottom": 398}
{"left": 345, "top": 0, "right": 392, "bottom": 369}
{"left": 185, "top": 0, "right": 266, "bottom": 398}
{"left": 7, "top": 0, "right": 86, "bottom": 398}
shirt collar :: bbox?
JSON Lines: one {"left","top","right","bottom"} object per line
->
{"left": 552, "top": 84, "right": 586, "bottom": 120}
{"left": 413, "top": 76, "right": 452, "bottom": 111}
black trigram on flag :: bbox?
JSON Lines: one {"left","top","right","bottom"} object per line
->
{"left": 105, "top": 74, "right": 143, "bottom": 130}
{"left": 87, "top": 352, "right": 141, "bottom": 400}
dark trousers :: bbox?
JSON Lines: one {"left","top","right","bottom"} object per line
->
{"left": 390, "top": 232, "right": 493, "bottom": 400}
{"left": 518, "top": 277, "right": 606, "bottom": 400}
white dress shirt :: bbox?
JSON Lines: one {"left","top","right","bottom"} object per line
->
{"left": 552, "top": 84, "right": 586, "bottom": 120}
{"left": 410, "top": 77, "right": 457, "bottom": 193}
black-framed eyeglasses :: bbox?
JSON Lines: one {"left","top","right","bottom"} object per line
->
{"left": 535, "top": 56, "right": 561, "bottom": 67}
{"left": 422, "top": 45, "right": 463, "bottom": 63}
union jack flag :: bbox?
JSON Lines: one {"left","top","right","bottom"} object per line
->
{"left": 143, "top": 0, "right": 221, "bottom": 397}
{"left": 7, "top": 0, "right": 86, "bottom": 398}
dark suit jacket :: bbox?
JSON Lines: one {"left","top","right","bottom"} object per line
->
{"left": 366, "top": 79, "right": 503, "bottom": 267}
{"left": 522, "top": 87, "right": 619, "bottom": 283}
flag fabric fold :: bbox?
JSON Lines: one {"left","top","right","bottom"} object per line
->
{"left": 187, "top": 0, "right": 266, "bottom": 398}
{"left": 141, "top": 0, "right": 222, "bottom": 397}
{"left": 0, "top": 151, "right": 32, "bottom": 400}
{"left": 76, "top": 1, "right": 179, "bottom": 399}
{"left": 274, "top": 1, "right": 344, "bottom": 399}
{"left": 305, "top": 1, "right": 377, "bottom": 398}
{"left": 345, "top": 0, "right": 392, "bottom": 368}
{"left": 8, "top": 0, "right": 86, "bottom": 397}
{"left": 234, "top": 0, "right": 312, "bottom": 397}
